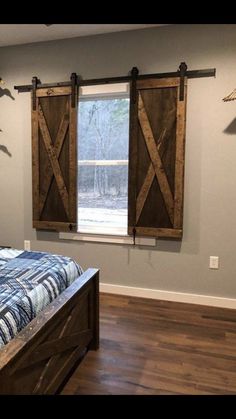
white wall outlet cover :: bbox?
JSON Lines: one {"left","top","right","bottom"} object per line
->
{"left": 209, "top": 256, "right": 219, "bottom": 269}
{"left": 24, "top": 240, "right": 31, "bottom": 251}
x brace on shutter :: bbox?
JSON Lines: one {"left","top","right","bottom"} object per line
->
{"left": 38, "top": 104, "right": 70, "bottom": 218}
{"left": 39, "top": 102, "right": 69, "bottom": 214}
{"left": 138, "top": 93, "right": 174, "bottom": 224}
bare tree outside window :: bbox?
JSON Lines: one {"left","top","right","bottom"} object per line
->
{"left": 77, "top": 84, "right": 130, "bottom": 234}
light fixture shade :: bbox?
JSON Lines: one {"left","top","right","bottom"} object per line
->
{"left": 0, "top": 78, "right": 4, "bottom": 85}
{"left": 223, "top": 88, "right": 236, "bottom": 102}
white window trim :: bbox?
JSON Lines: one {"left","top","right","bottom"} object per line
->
{"left": 59, "top": 232, "right": 156, "bottom": 246}
{"left": 75, "top": 82, "right": 135, "bottom": 245}
{"left": 78, "top": 160, "right": 128, "bottom": 166}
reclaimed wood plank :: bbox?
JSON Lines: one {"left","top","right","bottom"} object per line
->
{"left": 174, "top": 81, "right": 187, "bottom": 228}
{"left": 38, "top": 104, "right": 69, "bottom": 218}
{"left": 138, "top": 93, "right": 174, "bottom": 225}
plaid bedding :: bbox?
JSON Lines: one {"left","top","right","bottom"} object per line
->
{"left": 0, "top": 248, "right": 83, "bottom": 348}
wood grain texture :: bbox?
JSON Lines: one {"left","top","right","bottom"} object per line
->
{"left": 138, "top": 92, "right": 174, "bottom": 224}
{"left": 38, "top": 104, "right": 70, "bottom": 218}
{"left": 33, "top": 221, "right": 76, "bottom": 231}
{"left": 31, "top": 94, "right": 39, "bottom": 222}
{"left": 69, "top": 94, "right": 77, "bottom": 223}
{"left": 174, "top": 81, "right": 187, "bottom": 228}
{"left": 62, "top": 293, "right": 236, "bottom": 395}
{"left": 32, "top": 85, "right": 77, "bottom": 231}
{"left": 128, "top": 80, "right": 139, "bottom": 230}
{"left": 0, "top": 268, "right": 99, "bottom": 395}
{"left": 137, "top": 77, "right": 180, "bottom": 89}
{"left": 128, "top": 226, "right": 182, "bottom": 238}
{"left": 39, "top": 103, "right": 69, "bottom": 215}
{"left": 136, "top": 129, "right": 166, "bottom": 224}
{"left": 128, "top": 76, "right": 187, "bottom": 239}
{"left": 36, "top": 86, "right": 71, "bottom": 97}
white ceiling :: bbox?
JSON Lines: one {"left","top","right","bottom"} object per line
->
{"left": 0, "top": 24, "right": 164, "bottom": 47}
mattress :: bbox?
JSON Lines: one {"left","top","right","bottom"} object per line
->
{"left": 0, "top": 248, "right": 83, "bottom": 348}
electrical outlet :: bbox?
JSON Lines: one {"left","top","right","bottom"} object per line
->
{"left": 24, "top": 240, "right": 31, "bottom": 251}
{"left": 209, "top": 256, "right": 219, "bottom": 269}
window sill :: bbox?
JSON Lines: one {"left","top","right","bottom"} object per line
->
{"left": 59, "top": 232, "right": 156, "bottom": 246}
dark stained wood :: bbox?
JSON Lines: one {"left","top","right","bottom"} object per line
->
{"left": 36, "top": 86, "right": 72, "bottom": 97}
{"left": 137, "top": 77, "right": 180, "bottom": 89}
{"left": 33, "top": 220, "right": 76, "bottom": 230}
{"left": 38, "top": 104, "right": 69, "bottom": 217}
{"left": 39, "top": 96, "right": 69, "bottom": 224}
{"left": 69, "top": 88, "right": 77, "bottom": 225}
{"left": 138, "top": 92, "right": 174, "bottom": 224}
{"left": 31, "top": 93, "right": 39, "bottom": 221}
{"left": 128, "top": 80, "right": 138, "bottom": 231}
{"left": 20, "top": 330, "right": 92, "bottom": 369}
{"left": 88, "top": 270, "right": 99, "bottom": 350}
{"left": 128, "top": 76, "right": 187, "bottom": 239}
{"left": 136, "top": 129, "right": 166, "bottom": 224}
{"left": 0, "top": 268, "right": 99, "bottom": 395}
{"left": 32, "top": 85, "right": 77, "bottom": 231}
{"left": 128, "top": 226, "right": 182, "bottom": 238}
{"left": 61, "top": 293, "right": 236, "bottom": 395}
{"left": 174, "top": 82, "right": 187, "bottom": 228}
{"left": 39, "top": 103, "right": 69, "bottom": 215}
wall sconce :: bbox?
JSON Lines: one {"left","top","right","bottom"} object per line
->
{"left": 0, "top": 78, "right": 4, "bottom": 85}
{"left": 223, "top": 89, "right": 236, "bottom": 102}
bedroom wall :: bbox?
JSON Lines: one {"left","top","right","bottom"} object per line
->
{"left": 0, "top": 24, "right": 236, "bottom": 298}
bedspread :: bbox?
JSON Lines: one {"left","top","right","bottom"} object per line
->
{"left": 0, "top": 248, "right": 83, "bottom": 348}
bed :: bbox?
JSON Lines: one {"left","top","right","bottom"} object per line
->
{"left": 0, "top": 248, "right": 99, "bottom": 394}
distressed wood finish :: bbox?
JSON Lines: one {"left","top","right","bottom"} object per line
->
{"left": 33, "top": 220, "right": 76, "bottom": 230}
{"left": 138, "top": 93, "right": 174, "bottom": 224}
{"left": 31, "top": 93, "right": 39, "bottom": 221}
{"left": 0, "top": 268, "right": 99, "bottom": 395}
{"left": 128, "top": 80, "right": 139, "bottom": 232}
{"left": 69, "top": 93, "right": 77, "bottom": 223}
{"left": 128, "top": 77, "right": 187, "bottom": 239}
{"left": 136, "top": 129, "right": 166, "bottom": 223}
{"left": 38, "top": 104, "right": 70, "bottom": 218}
{"left": 39, "top": 104, "right": 69, "bottom": 215}
{"left": 62, "top": 293, "right": 236, "bottom": 395}
{"left": 174, "top": 82, "right": 187, "bottom": 228}
{"left": 36, "top": 86, "right": 72, "bottom": 97}
{"left": 32, "top": 85, "right": 77, "bottom": 231}
{"left": 128, "top": 226, "right": 182, "bottom": 238}
{"left": 137, "top": 77, "right": 180, "bottom": 89}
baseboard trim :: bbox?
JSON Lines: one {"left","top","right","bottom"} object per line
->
{"left": 100, "top": 283, "right": 236, "bottom": 309}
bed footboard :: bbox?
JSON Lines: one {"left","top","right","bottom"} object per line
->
{"left": 0, "top": 268, "right": 99, "bottom": 395}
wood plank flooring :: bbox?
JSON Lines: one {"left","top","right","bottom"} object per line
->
{"left": 61, "top": 293, "right": 236, "bottom": 395}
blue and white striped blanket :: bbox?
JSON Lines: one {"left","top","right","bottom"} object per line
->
{"left": 0, "top": 248, "right": 83, "bottom": 348}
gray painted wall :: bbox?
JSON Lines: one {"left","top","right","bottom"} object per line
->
{"left": 0, "top": 24, "right": 236, "bottom": 297}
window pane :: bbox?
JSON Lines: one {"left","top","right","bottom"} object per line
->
{"left": 77, "top": 92, "right": 129, "bottom": 234}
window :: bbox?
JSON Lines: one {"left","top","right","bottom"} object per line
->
{"left": 31, "top": 74, "right": 187, "bottom": 240}
{"left": 77, "top": 83, "right": 130, "bottom": 235}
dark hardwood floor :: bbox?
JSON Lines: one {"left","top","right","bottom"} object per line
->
{"left": 61, "top": 293, "right": 236, "bottom": 395}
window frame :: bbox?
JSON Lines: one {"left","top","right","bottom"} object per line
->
{"left": 77, "top": 82, "right": 130, "bottom": 236}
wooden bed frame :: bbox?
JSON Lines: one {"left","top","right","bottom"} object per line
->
{"left": 0, "top": 268, "right": 99, "bottom": 394}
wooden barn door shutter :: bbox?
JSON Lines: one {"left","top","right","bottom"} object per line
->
{"left": 32, "top": 83, "right": 77, "bottom": 231}
{"left": 128, "top": 76, "right": 187, "bottom": 239}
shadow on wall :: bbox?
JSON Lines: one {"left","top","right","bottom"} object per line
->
{"left": 0, "top": 144, "right": 12, "bottom": 157}
{"left": 0, "top": 87, "right": 15, "bottom": 101}
{"left": 223, "top": 118, "right": 236, "bottom": 135}
{"left": 0, "top": 86, "right": 15, "bottom": 157}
